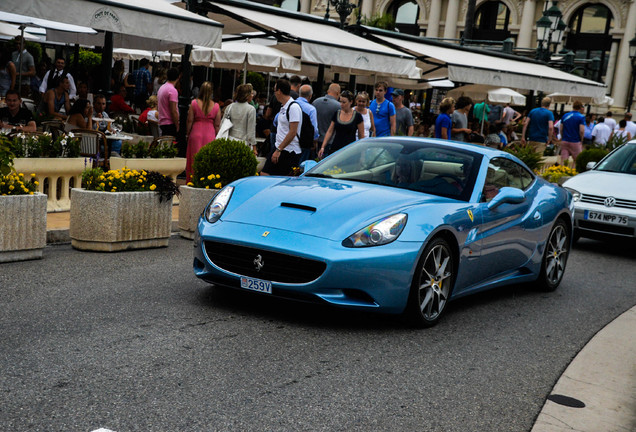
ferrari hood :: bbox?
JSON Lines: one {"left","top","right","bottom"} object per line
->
{"left": 222, "top": 176, "right": 449, "bottom": 240}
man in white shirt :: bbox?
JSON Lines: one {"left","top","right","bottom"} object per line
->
{"left": 261, "top": 79, "right": 302, "bottom": 176}
{"left": 623, "top": 112, "right": 636, "bottom": 138}
{"left": 604, "top": 111, "right": 617, "bottom": 131}
{"left": 591, "top": 116, "right": 613, "bottom": 146}
{"left": 39, "top": 57, "right": 77, "bottom": 99}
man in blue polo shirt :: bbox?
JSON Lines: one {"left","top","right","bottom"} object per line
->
{"left": 559, "top": 100, "right": 586, "bottom": 166}
{"left": 522, "top": 96, "right": 554, "bottom": 154}
{"left": 369, "top": 81, "right": 396, "bottom": 137}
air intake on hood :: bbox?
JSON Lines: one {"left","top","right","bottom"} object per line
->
{"left": 280, "top": 202, "right": 317, "bottom": 212}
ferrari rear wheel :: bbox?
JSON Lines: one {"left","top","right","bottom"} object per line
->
{"left": 405, "top": 237, "right": 455, "bottom": 328}
{"left": 536, "top": 219, "right": 570, "bottom": 291}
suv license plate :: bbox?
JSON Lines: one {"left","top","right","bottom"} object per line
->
{"left": 240, "top": 276, "right": 272, "bottom": 294}
{"left": 584, "top": 210, "right": 628, "bottom": 225}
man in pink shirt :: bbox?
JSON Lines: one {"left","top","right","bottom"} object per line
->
{"left": 157, "top": 67, "right": 180, "bottom": 136}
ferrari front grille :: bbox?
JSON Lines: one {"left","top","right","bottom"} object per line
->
{"left": 204, "top": 241, "right": 327, "bottom": 284}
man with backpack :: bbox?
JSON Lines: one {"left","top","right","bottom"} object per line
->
{"left": 262, "top": 79, "right": 302, "bottom": 176}
{"left": 369, "top": 81, "right": 395, "bottom": 137}
{"left": 295, "top": 84, "right": 319, "bottom": 162}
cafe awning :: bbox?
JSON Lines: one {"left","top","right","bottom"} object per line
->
{"left": 205, "top": 0, "right": 419, "bottom": 78}
{"left": 370, "top": 30, "right": 606, "bottom": 100}
{"left": 1, "top": 0, "right": 223, "bottom": 48}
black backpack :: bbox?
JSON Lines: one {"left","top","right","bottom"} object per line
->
{"left": 286, "top": 101, "right": 315, "bottom": 149}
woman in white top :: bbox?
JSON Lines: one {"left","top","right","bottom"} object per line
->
{"left": 614, "top": 120, "right": 632, "bottom": 142}
{"left": 224, "top": 83, "right": 257, "bottom": 152}
{"left": 354, "top": 91, "right": 375, "bottom": 139}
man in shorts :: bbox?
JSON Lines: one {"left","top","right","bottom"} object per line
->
{"left": 522, "top": 96, "right": 554, "bottom": 154}
{"left": 559, "top": 101, "right": 585, "bottom": 167}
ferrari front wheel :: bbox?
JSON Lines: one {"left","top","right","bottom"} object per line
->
{"left": 405, "top": 237, "right": 455, "bottom": 328}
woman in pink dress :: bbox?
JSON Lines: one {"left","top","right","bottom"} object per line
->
{"left": 185, "top": 81, "right": 220, "bottom": 182}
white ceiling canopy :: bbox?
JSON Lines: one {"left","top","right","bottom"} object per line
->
{"left": 206, "top": 0, "right": 419, "bottom": 79}
{"left": 373, "top": 32, "right": 607, "bottom": 100}
{"left": 1, "top": 0, "right": 223, "bottom": 48}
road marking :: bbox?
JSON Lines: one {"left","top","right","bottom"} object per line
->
{"left": 92, "top": 429, "right": 116, "bottom": 432}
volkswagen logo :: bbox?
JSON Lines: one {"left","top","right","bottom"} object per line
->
{"left": 253, "top": 254, "right": 264, "bottom": 272}
{"left": 604, "top": 196, "right": 616, "bottom": 207}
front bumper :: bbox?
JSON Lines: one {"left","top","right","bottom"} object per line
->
{"left": 573, "top": 203, "right": 636, "bottom": 239}
{"left": 193, "top": 219, "right": 423, "bottom": 314}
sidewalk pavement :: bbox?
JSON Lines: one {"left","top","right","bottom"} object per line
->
{"left": 43, "top": 217, "right": 635, "bottom": 431}
{"left": 531, "top": 305, "right": 636, "bottom": 432}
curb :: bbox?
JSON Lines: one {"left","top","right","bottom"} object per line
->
{"left": 46, "top": 221, "right": 181, "bottom": 245}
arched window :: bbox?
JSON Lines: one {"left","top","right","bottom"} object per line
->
{"left": 566, "top": 4, "right": 614, "bottom": 79}
{"left": 388, "top": 0, "right": 420, "bottom": 35}
{"left": 473, "top": 1, "right": 511, "bottom": 41}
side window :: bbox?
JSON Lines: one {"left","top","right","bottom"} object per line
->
{"left": 482, "top": 158, "right": 531, "bottom": 201}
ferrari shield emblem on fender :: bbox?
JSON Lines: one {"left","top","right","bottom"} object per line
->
{"left": 262, "top": 231, "right": 270, "bottom": 237}
{"left": 467, "top": 209, "right": 474, "bottom": 222}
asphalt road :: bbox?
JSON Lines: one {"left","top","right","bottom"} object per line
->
{"left": 1, "top": 236, "right": 635, "bottom": 432}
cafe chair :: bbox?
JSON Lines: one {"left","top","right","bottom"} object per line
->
{"left": 74, "top": 129, "right": 109, "bottom": 168}
{"left": 148, "top": 120, "right": 160, "bottom": 139}
{"left": 149, "top": 136, "right": 176, "bottom": 153}
{"left": 41, "top": 120, "right": 65, "bottom": 140}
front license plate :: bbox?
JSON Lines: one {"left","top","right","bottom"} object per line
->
{"left": 584, "top": 210, "right": 628, "bottom": 225}
{"left": 240, "top": 276, "right": 272, "bottom": 294}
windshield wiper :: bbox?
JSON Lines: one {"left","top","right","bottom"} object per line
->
{"left": 345, "top": 178, "right": 381, "bottom": 185}
{"left": 305, "top": 173, "right": 333, "bottom": 178}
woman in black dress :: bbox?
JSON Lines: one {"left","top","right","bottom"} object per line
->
{"left": 318, "top": 90, "right": 365, "bottom": 159}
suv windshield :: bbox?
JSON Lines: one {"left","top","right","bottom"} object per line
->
{"left": 595, "top": 143, "right": 636, "bottom": 175}
{"left": 305, "top": 139, "right": 482, "bottom": 201}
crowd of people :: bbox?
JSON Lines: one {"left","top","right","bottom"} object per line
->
{"left": 3, "top": 35, "right": 635, "bottom": 178}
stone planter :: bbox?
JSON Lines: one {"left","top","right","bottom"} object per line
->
{"left": 70, "top": 188, "right": 173, "bottom": 252}
{"left": 13, "top": 158, "right": 85, "bottom": 212}
{"left": 0, "top": 194, "right": 47, "bottom": 263}
{"left": 178, "top": 185, "right": 218, "bottom": 239}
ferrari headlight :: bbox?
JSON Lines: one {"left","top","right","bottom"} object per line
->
{"left": 563, "top": 187, "right": 580, "bottom": 202}
{"left": 343, "top": 213, "right": 408, "bottom": 247}
{"left": 205, "top": 186, "right": 233, "bottom": 223}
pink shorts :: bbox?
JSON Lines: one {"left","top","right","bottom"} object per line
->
{"left": 560, "top": 140, "right": 583, "bottom": 160}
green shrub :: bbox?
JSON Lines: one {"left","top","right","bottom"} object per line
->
{"left": 504, "top": 144, "right": 544, "bottom": 171}
{"left": 606, "top": 133, "right": 630, "bottom": 150}
{"left": 575, "top": 148, "right": 609, "bottom": 172}
{"left": 120, "top": 140, "right": 177, "bottom": 159}
{"left": 9, "top": 132, "right": 80, "bottom": 158}
{"left": 191, "top": 138, "right": 257, "bottom": 189}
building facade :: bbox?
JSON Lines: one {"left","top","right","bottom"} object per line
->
{"left": 284, "top": 0, "right": 636, "bottom": 110}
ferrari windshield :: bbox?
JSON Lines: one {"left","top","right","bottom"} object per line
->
{"left": 305, "top": 139, "right": 482, "bottom": 201}
{"left": 595, "top": 143, "right": 636, "bottom": 175}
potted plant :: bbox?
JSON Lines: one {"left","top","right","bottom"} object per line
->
{"left": 70, "top": 167, "right": 179, "bottom": 252}
{"left": 542, "top": 165, "right": 578, "bottom": 185}
{"left": 110, "top": 139, "right": 185, "bottom": 184}
{"left": 9, "top": 131, "right": 84, "bottom": 212}
{"left": 179, "top": 138, "right": 258, "bottom": 239}
{"left": 0, "top": 135, "right": 46, "bottom": 263}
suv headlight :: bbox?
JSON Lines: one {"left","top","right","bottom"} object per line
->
{"left": 205, "top": 186, "right": 233, "bottom": 223}
{"left": 343, "top": 213, "right": 407, "bottom": 247}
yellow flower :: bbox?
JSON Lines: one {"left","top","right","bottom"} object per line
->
{"left": 31, "top": 173, "right": 36, "bottom": 178}
{"left": 200, "top": 177, "right": 204, "bottom": 181}
{"left": 187, "top": 182, "right": 194, "bottom": 186}
{"left": 215, "top": 182, "right": 222, "bottom": 189}
{"left": 99, "top": 183, "right": 105, "bottom": 188}
{"left": 149, "top": 184, "right": 157, "bottom": 191}
{"left": 205, "top": 185, "right": 209, "bottom": 189}
{"left": 207, "top": 174, "right": 214, "bottom": 180}
{"left": 216, "top": 174, "right": 220, "bottom": 179}
{"left": 9, "top": 185, "right": 14, "bottom": 190}
{"left": 29, "top": 192, "right": 34, "bottom": 195}
{"left": 18, "top": 173, "right": 24, "bottom": 177}
{"left": 34, "top": 181, "right": 39, "bottom": 186}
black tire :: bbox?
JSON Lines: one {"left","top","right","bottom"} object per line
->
{"left": 536, "top": 219, "right": 570, "bottom": 291}
{"left": 404, "top": 237, "right": 456, "bottom": 328}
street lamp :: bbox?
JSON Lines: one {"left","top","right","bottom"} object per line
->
{"left": 628, "top": 33, "right": 636, "bottom": 112}
{"left": 324, "top": 0, "right": 357, "bottom": 28}
{"left": 536, "top": 1, "right": 565, "bottom": 62}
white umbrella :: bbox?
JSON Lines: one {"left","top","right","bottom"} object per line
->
{"left": 448, "top": 84, "right": 526, "bottom": 105}
{"left": 547, "top": 92, "right": 614, "bottom": 106}
{"left": 112, "top": 48, "right": 181, "bottom": 62}
{"left": 0, "top": 21, "right": 39, "bottom": 40}
{"left": 190, "top": 41, "right": 301, "bottom": 73}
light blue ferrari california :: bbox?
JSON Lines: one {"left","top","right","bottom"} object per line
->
{"left": 193, "top": 138, "right": 573, "bottom": 327}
